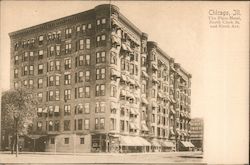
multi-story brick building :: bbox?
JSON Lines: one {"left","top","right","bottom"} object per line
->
{"left": 190, "top": 118, "right": 204, "bottom": 151}
{"left": 8, "top": 4, "right": 192, "bottom": 153}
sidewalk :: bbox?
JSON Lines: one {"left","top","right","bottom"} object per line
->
{"left": 0, "top": 150, "right": 203, "bottom": 156}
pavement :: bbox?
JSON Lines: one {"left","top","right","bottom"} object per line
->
{"left": 0, "top": 151, "right": 205, "bottom": 164}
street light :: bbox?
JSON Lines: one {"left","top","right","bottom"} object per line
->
{"left": 13, "top": 111, "right": 19, "bottom": 157}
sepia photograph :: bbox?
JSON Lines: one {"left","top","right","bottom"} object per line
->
{"left": 0, "top": 1, "right": 248, "bottom": 164}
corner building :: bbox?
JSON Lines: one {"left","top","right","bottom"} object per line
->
{"left": 9, "top": 4, "right": 192, "bottom": 153}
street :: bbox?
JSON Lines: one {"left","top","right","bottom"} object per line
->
{"left": 0, "top": 151, "right": 205, "bottom": 164}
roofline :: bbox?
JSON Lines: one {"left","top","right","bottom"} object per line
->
{"left": 156, "top": 46, "right": 171, "bottom": 61}
{"left": 8, "top": 7, "right": 95, "bottom": 38}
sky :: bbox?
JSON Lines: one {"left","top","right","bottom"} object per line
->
{"left": 0, "top": 1, "right": 249, "bottom": 164}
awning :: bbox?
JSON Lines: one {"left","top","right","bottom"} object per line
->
{"left": 181, "top": 141, "right": 188, "bottom": 147}
{"left": 134, "top": 136, "right": 151, "bottom": 146}
{"left": 150, "top": 139, "right": 161, "bottom": 147}
{"left": 129, "top": 123, "right": 136, "bottom": 130}
{"left": 158, "top": 93, "right": 163, "bottom": 98}
{"left": 186, "top": 141, "right": 195, "bottom": 147}
{"left": 43, "top": 107, "right": 48, "bottom": 113}
{"left": 135, "top": 80, "right": 140, "bottom": 88}
{"left": 26, "top": 134, "right": 47, "bottom": 140}
{"left": 152, "top": 64, "right": 158, "bottom": 70}
{"left": 170, "top": 129, "right": 175, "bottom": 135}
{"left": 152, "top": 76, "right": 158, "bottom": 83}
{"left": 111, "top": 19, "right": 119, "bottom": 27}
{"left": 121, "top": 43, "right": 127, "bottom": 51}
{"left": 141, "top": 124, "right": 149, "bottom": 131}
{"left": 120, "top": 90, "right": 126, "bottom": 96}
{"left": 129, "top": 78, "right": 135, "bottom": 85}
{"left": 164, "top": 141, "right": 175, "bottom": 147}
{"left": 111, "top": 102, "right": 117, "bottom": 110}
{"left": 37, "top": 108, "right": 43, "bottom": 113}
{"left": 130, "top": 108, "right": 137, "bottom": 115}
{"left": 120, "top": 74, "right": 127, "bottom": 82}
{"left": 54, "top": 106, "right": 60, "bottom": 112}
{"left": 126, "top": 45, "right": 133, "bottom": 53}
{"left": 152, "top": 102, "right": 158, "bottom": 108}
{"left": 142, "top": 71, "right": 149, "bottom": 78}
{"left": 120, "top": 136, "right": 151, "bottom": 146}
{"left": 111, "top": 69, "right": 120, "bottom": 77}
{"left": 141, "top": 97, "right": 149, "bottom": 105}
{"left": 111, "top": 35, "right": 120, "bottom": 45}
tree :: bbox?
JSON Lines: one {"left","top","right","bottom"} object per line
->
{"left": 1, "top": 88, "right": 38, "bottom": 156}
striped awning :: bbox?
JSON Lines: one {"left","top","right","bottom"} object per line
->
{"left": 141, "top": 124, "right": 149, "bottom": 131}
{"left": 142, "top": 71, "right": 149, "bottom": 78}
{"left": 141, "top": 97, "right": 149, "bottom": 105}
{"left": 150, "top": 139, "right": 161, "bottom": 147}
{"left": 152, "top": 64, "right": 158, "bottom": 70}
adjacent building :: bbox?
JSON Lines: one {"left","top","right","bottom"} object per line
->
{"left": 8, "top": 4, "right": 192, "bottom": 153}
{"left": 190, "top": 118, "right": 204, "bottom": 151}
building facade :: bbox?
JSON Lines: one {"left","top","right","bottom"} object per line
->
{"left": 9, "top": 4, "right": 192, "bottom": 153}
{"left": 190, "top": 118, "right": 204, "bottom": 151}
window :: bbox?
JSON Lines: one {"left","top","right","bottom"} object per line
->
{"left": 38, "top": 64, "right": 43, "bottom": 74}
{"left": 152, "top": 89, "right": 156, "bottom": 98}
{"left": 56, "top": 45, "right": 60, "bottom": 56}
{"left": 64, "top": 105, "right": 71, "bottom": 116}
{"left": 28, "top": 65, "right": 34, "bottom": 75}
{"left": 64, "top": 89, "right": 71, "bottom": 100}
{"left": 76, "top": 26, "right": 81, "bottom": 32}
{"left": 96, "top": 68, "right": 105, "bottom": 80}
{"left": 84, "top": 103, "right": 90, "bottom": 114}
{"left": 65, "top": 28, "right": 72, "bottom": 39}
{"left": 54, "top": 121, "right": 60, "bottom": 131}
{"left": 64, "top": 74, "right": 71, "bottom": 85}
{"left": 84, "top": 119, "right": 90, "bottom": 129}
{"left": 79, "top": 39, "right": 84, "bottom": 50}
{"left": 87, "top": 24, "right": 92, "bottom": 29}
{"left": 130, "top": 64, "right": 134, "bottom": 74}
{"left": 23, "top": 52, "right": 28, "bottom": 61}
{"left": 85, "top": 70, "right": 90, "bottom": 82}
{"left": 86, "top": 39, "right": 90, "bottom": 49}
{"left": 96, "top": 85, "right": 99, "bottom": 96}
{"left": 100, "top": 118, "right": 105, "bottom": 129}
{"left": 78, "top": 119, "right": 83, "bottom": 130}
{"left": 29, "top": 79, "right": 34, "bottom": 88}
{"left": 29, "top": 52, "right": 34, "bottom": 61}
{"left": 97, "top": 19, "right": 100, "bottom": 25}
{"left": 49, "top": 46, "right": 54, "bottom": 56}
{"left": 49, "top": 91, "right": 54, "bottom": 101}
{"left": 14, "top": 82, "right": 18, "bottom": 88}
{"left": 38, "top": 92, "right": 43, "bottom": 101}
{"left": 95, "top": 102, "right": 99, "bottom": 113}
{"left": 14, "top": 69, "right": 18, "bottom": 78}
{"left": 101, "top": 35, "right": 106, "bottom": 41}
{"left": 120, "top": 120, "right": 125, "bottom": 132}
{"left": 101, "top": 18, "right": 106, "bottom": 24}
{"left": 121, "top": 58, "right": 125, "bottom": 70}
{"left": 48, "top": 76, "right": 54, "bottom": 86}
{"left": 38, "top": 50, "right": 43, "bottom": 60}
{"left": 37, "top": 121, "right": 42, "bottom": 131}
{"left": 23, "top": 80, "right": 28, "bottom": 87}
{"left": 95, "top": 118, "right": 99, "bottom": 129}
{"left": 24, "top": 66, "right": 28, "bottom": 75}
{"left": 38, "top": 78, "right": 43, "bottom": 88}
{"left": 78, "top": 87, "right": 84, "bottom": 98}
{"left": 49, "top": 61, "right": 54, "bottom": 71}
{"left": 82, "top": 25, "right": 86, "bottom": 31}
{"left": 39, "top": 35, "right": 44, "bottom": 45}
{"left": 64, "top": 59, "right": 71, "bottom": 70}
{"left": 110, "top": 53, "right": 117, "bottom": 64}
{"left": 49, "top": 121, "right": 53, "bottom": 131}
{"left": 85, "top": 86, "right": 90, "bottom": 98}
{"left": 78, "top": 71, "right": 84, "bottom": 82}
{"left": 64, "top": 137, "right": 69, "bottom": 144}
{"left": 100, "top": 84, "right": 105, "bottom": 96}
{"left": 65, "top": 43, "right": 72, "bottom": 54}
{"left": 135, "top": 65, "right": 138, "bottom": 76}
{"left": 50, "top": 138, "right": 55, "bottom": 144}
{"left": 55, "top": 75, "right": 60, "bottom": 86}
{"left": 110, "top": 118, "right": 116, "bottom": 130}
{"left": 96, "top": 52, "right": 106, "bottom": 63}
{"left": 14, "top": 55, "right": 19, "bottom": 64}
{"left": 84, "top": 54, "right": 90, "bottom": 65}
{"left": 100, "top": 102, "right": 105, "bottom": 113}
{"left": 55, "top": 61, "right": 60, "bottom": 71}
{"left": 79, "top": 55, "right": 84, "bottom": 66}
{"left": 80, "top": 138, "right": 84, "bottom": 144}
{"left": 111, "top": 85, "right": 117, "bottom": 97}
{"left": 55, "top": 90, "right": 60, "bottom": 101}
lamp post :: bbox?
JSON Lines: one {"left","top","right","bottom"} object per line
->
{"left": 13, "top": 112, "right": 19, "bottom": 157}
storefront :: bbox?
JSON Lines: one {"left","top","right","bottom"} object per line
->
{"left": 180, "top": 141, "right": 194, "bottom": 151}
